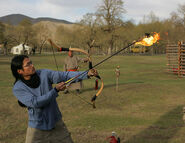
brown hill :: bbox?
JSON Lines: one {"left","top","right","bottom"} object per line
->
{"left": 33, "top": 21, "right": 76, "bottom": 39}
{"left": 0, "top": 14, "right": 73, "bottom": 25}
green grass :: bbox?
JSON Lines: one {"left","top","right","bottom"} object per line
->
{"left": 0, "top": 54, "right": 185, "bottom": 143}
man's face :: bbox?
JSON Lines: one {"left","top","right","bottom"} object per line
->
{"left": 18, "top": 58, "right": 36, "bottom": 79}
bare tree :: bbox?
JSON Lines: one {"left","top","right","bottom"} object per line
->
{"left": 34, "top": 24, "right": 51, "bottom": 54}
{"left": 178, "top": 4, "right": 185, "bottom": 27}
{"left": 0, "top": 22, "right": 6, "bottom": 54}
{"left": 96, "top": 0, "right": 126, "bottom": 54}
{"left": 79, "top": 13, "right": 99, "bottom": 51}
{"left": 18, "top": 19, "right": 34, "bottom": 54}
{"left": 170, "top": 4, "right": 185, "bottom": 42}
{"left": 0, "top": 22, "right": 5, "bottom": 42}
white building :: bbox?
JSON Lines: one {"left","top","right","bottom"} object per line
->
{"left": 11, "top": 44, "right": 32, "bottom": 55}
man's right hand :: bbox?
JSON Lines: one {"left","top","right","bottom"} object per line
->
{"left": 55, "top": 82, "right": 66, "bottom": 91}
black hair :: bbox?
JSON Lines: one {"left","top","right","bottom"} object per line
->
{"left": 11, "top": 55, "right": 29, "bottom": 84}
{"left": 11, "top": 55, "right": 29, "bottom": 108}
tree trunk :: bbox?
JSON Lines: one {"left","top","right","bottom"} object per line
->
{"left": 108, "top": 47, "right": 112, "bottom": 55}
{"left": 108, "top": 38, "right": 114, "bottom": 55}
{"left": 39, "top": 40, "right": 46, "bottom": 54}
{"left": 3, "top": 41, "right": 8, "bottom": 55}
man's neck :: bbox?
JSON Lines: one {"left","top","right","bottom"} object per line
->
{"left": 23, "top": 75, "right": 31, "bottom": 80}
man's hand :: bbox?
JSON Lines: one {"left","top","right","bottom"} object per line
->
{"left": 88, "top": 69, "right": 99, "bottom": 77}
{"left": 55, "top": 82, "right": 66, "bottom": 91}
{"left": 83, "top": 57, "right": 89, "bottom": 63}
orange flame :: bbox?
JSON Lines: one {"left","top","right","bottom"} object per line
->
{"left": 135, "top": 33, "right": 160, "bottom": 46}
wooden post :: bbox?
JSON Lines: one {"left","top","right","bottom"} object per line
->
{"left": 178, "top": 41, "right": 181, "bottom": 77}
{"left": 115, "top": 66, "right": 120, "bottom": 91}
{"left": 166, "top": 41, "right": 185, "bottom": 77}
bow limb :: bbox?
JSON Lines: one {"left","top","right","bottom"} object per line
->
{"left": 69, "top": 48, "right": 92, "bottom": 64}
{"left": 48, "top": 39, "right": 92, "bottom": 62}
{"left": 48, "top": 39, "right": 88, "bottom": 55}
{"left": 91, "top": 77, "right": 104, "bottom": 108}
{"left": 48, "top": 39, "right": 60, "bottom": 49}
{"left": 88, "top": 57, "right": 104, "bottom": 109}
{"left": 69, "top": 48, "right": 89, "bottom": 57}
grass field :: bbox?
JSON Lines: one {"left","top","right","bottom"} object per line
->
{"left": 0, "top": 54, "right": 185, "bottom": 143}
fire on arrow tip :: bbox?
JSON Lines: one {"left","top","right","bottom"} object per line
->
{"left": 135, "top": 32, "right": 160, "bottom": 46}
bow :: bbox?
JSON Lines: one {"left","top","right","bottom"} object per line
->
{"left": 48, "top": 39, "right": 104, "bottom": 108}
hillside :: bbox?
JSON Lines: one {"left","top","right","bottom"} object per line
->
{"left": 33, "top": 21, "right": 76, "bottom": 39}
{"left": 0, "top": 14, "right": 73, "bottom": 25}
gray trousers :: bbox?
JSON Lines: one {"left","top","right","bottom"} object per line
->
{"left": 25, "top": 120, "right": 74, "bottom": 143}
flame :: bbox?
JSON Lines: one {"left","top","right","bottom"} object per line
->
{"left": 135, "top": 33, "right": 160, "bottom": 46}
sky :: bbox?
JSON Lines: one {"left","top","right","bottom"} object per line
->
{"left": 0, "top": 0, "right": 184, "bottom": 24}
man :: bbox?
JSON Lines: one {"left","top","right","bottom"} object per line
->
{"left": 64, "top": 50, "right": 88, "bottom": 93}
{"left": 11, "top": 55, "right": 98, "bottom": 143}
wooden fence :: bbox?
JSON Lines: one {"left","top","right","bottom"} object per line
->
{"left": 166, "top": 42, "right": 185, "bottom": 77}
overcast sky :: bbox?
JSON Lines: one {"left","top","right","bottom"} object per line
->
{"left": 0, "top": 0, "right": 184, "bottom": 24}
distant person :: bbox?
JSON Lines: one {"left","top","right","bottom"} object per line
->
{"left": 22, "top": 43, "right": 27, "bottom": 55}
{"left": 11, "top": 54, "right": 98, "bottom": 143}
{"left": 106, "top": 131, "right": 119, "bottom": 143}
{"left": 117, "top": 137, "right": 120, "bottom": 143}
{"left": 63, "top": 50, "right": 88, "bottom": 93}
{"left": 32, "top": 46, "right": 36, "bottom": 55}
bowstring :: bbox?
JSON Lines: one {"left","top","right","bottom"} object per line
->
{"left": 51, "top": 44, "right": 59, "bottom": 72}
{"left": 73, "top": 92, "right": 94, "bottom": 106}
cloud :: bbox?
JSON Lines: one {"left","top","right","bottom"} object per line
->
{"left": 0, "top": 0, "right": 184, "bottom": 23}
{"left": 43, "top": 0, "right": 100, "bottom": 8}
{"left": 124, "top": 0, "right": 184, "bottom": 23}
{"left": 0, "top": 0, "right": 30, "bottom": 16}
{"left": 34, "top": 0, "right": 101, "bottom": 21}
{"left": 0, "top": 0, "right": 102, "bottom": 22}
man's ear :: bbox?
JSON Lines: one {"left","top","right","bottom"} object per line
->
{"left": 17, "top": 69, "right": 23, "bottom": 75}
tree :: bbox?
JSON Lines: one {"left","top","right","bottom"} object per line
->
{"left": 55, "top": 25, "right": 81, "bottom": 48}
{"left": 19, "top": 19, "right": 33, "bottom": 42}
{"left": 0, "top": 22, "right": 5, "bottom": 43}
{"left": 96, "top": 0, "right": 126, "bottom": 54}
{"left": 3, "top": 24, "right": 25, "bottom": 55}
{"left": 0, "top": 22, "right": 6, "bottom": 54}
{"left": 34, "top": 23, "right": 51, "bottom": 54}
{"left": 177, "top": 4, "right": 185, "bottom": 28}
{"left": 79, "top": 13, "right": 100, "bottom": 52}
{"left": 170, "top": 4, "right": 185, "bottom": 42}
{"left": 141, "top": 11, "right": 159, "bottom": 24}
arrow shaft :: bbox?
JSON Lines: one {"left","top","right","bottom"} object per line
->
{"left": 65, "top": 41, "right": 136, "bottom": 85}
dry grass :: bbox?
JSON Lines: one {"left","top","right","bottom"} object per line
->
{"left": 0, "top": 54, "right": 185, "bottom": 143}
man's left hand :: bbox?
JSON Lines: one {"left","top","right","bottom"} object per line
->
{"left": 88, "top": 69, "right": 99, "bottom": 77}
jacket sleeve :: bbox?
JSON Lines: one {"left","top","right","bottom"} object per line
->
{"left": 13, "top": 87, "right": 58, "bottom": 108}
{"left": 46, "top": 69, "right": 88, "bottom": 84}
